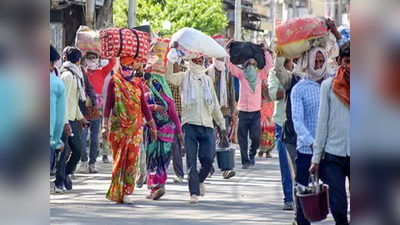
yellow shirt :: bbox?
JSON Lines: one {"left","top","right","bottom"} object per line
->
{"left": 165, "top": 62, "right": 226, "bottom": 130}
{"left": 60, "top": 70, "right": 84, "bottom": 123}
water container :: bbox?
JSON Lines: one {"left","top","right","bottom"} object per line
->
{"left": 216, "top": 147, "right": 235, "bottom": 170}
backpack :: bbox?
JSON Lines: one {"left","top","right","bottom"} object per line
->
{"left": 282, "top": 74, "right": 301, "bottom": 145}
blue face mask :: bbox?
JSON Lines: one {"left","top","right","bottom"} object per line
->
{"left": 153, "top": 82, "right": 162, "bottom": 91}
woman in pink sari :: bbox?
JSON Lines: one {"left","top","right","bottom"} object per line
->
{"left": 145, "top": 74, "right": 183, "bottom": 200}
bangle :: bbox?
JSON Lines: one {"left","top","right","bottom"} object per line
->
{"left": 154, "top": 105, "right": 157, "bottom": 110}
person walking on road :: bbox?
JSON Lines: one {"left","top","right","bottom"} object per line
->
{"left": 310, "top": 42, "right": 350, "bottom": 225}
{"left": 205, "top": 57, "right": 237, "bottom": 179}
{"left": 50, "top": 45, "right": 66, "bottom": 170}
{"left": 268, "top": 57, "right": 295, "bottom": 211}
{"left": 79, "top": 53, "right": 116, "bottom": 173}
{"left": 55, "top": 47, "right": 88, "bottom": 193}
{"left": 225, "top": 41, "right": 273, "bottom": 169}
{"left": 145, "top": 74, "right": 183, "bottom": 200}
{"left": 80, "top": 53, "right": 116, "bottom": 170}
{"left": 291, "top": 47, "right": 329, "bottom": 225}
{"left": 166, "top": 42, "right": 227, "bottom": 204}
{"left": 167, "top": 83, "right": 185, "bottom": 183}
{"left": 102, "top": 57, "right": 157, "bottom": 204}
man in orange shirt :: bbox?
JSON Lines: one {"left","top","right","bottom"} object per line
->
{"left": 79, "top": 52, "right": 116, "bottom": 173}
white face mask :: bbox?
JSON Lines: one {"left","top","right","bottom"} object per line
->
{"left": 214, "top": 59, "right": 226, "bottom": 71}
{"left": 86, "top": 58, "right": 99, "bottom": 70}
{"left": 54, "top": 59, "right": 62, "bottom": 68}
{"left": 188, "top": 60, "right": 205, "bottom": 76}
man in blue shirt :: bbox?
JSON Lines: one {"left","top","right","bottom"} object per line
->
{"left": 291, "top": 47, "right": 329, "bottom": 225}
{"left": 50, "top": 45, "right": 66, "bottom": 169}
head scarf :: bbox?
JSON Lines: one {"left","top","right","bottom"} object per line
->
{"left": 149, "top": 74, "right": 173, "bottom": 110}
{"left": 332, "top": 65, "right": 350, "bottom": 109}
{"left": 120, "top": 57, "right": 135, "bottom": 67}
{"left": 244, "top": 59, "right": 258, "bottom": 92}
{"left": 296, "top": 47, "right": 328, "bottom": 81}
{"left": 182, "top": 59, "right": 214, "bottom": 111}
{"left": 207, "top": 58, "right": 228, "bottom": 107}
{"left": 307, "top": 47, "right": 328, "bottom": 81}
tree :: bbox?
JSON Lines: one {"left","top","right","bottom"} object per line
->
{"left": 113, "top": 0, "right": 228, "bottom": 36}
{"left": 96, "top": 0, "right": 114, "bottom": 29}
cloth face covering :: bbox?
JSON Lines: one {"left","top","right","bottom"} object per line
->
{"left": 120, "top": 65, "right": 134, "bottom": 77}
{"left": 182, "top": 59, "right": 214, "bottom": 111}
{"left": 307, "top": 47, "right": 328, "bottom": 81}
{"left": 207, "top": 58, "right": 228, "bottom": 107}
{"left": 86, "top": 58, "right": 99, "bottom": 70}
{"left": 153, "top": 81, "right": 162, "bottom": 92}
{"left": 244, "top": 59, "right": 258, "bottom": 93}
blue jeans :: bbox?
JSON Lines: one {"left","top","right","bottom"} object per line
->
{"left": 323, "top": 153, "right": 350, "bottom": 225}
{"left": 55, "top": 120, "right": 83, "bottom": 187}
{"left": 296, "top": 151, "right": 312, "bottom": 225}
{"left": 81, "top": 118, "right": 101, "bottom": 165}
{"left": 183, "top": 124, "right": 216, "bottom": 196}
{"left": 275, "top": 124, "right": 294, "bottom": 203}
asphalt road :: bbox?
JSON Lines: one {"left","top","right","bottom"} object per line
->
{"left": 50, "top": 145, "right": 339, "bottom": 225}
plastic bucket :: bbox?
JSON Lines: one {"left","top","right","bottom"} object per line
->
{"left": 216, "top": 148, "right": 235, "bottom": 170}
{"left": 298, "top": 184, "right": 330, "bottom": 222}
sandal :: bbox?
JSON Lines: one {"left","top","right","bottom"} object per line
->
{"left": 152, "top": 188, "right": 166, "bottom": 200}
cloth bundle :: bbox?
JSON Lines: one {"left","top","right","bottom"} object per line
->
{"left": 167, "top": 28, "right": 228, "bottom": 63}
{"left": 145, "top": 38, "right": 171, "bottom": 74}
{"left": 75, "top": 26, "right": 100, "bottom": 54}
{"left": 100, "top": 27, "right": 150, "bottom": 63}
{"left": 229, "top": 42, "right": 266, "bottom": 70}
{"left": 276, "top": 16, "right": 329, "bottom": 58}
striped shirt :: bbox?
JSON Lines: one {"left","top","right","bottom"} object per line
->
{"left": 291, "top": 77, "right": 321, "bottom": 155}
{"left": 312, "top": 77, "right": 350, "bottom": 163}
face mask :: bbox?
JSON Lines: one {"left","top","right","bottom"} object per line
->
{"left": 86, "top": 59, "right": 99, "bottom": 70}
{"left": 188, "top": 60, "right": 205, "bottom": 76}
{"left": 244, "top": 65, "right": 257, "bottom": 77}
{"left": 120, "top": 65, "right": 134, "bottom": 77}
{"left": 54, "top": 59, "right": 62, "bottom": 68}
{"left": 214, "top": 59, "right": 225, "bottom": 71}
{"left": 153, "top": 82, "right": 162, "bottom": 91}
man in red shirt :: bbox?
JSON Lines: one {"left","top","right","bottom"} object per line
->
{"left": 79, "top": 52, "right": 116, "bottom": 173}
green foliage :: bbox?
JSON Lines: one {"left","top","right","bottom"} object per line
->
{"left": 113, "top": 0, "right": 228, "bottom": 36}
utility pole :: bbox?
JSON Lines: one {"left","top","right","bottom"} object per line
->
{"left": 292, "top": 0, "right": 297, "bottom": 18}
{"left": 234, "top": 0, "right": 242, "bottom": 41}
{"left": 270, "top": 0, "right": 275, "bottom": 49}
{"left": 86, "top": 0, "right": 96, "bottom": 29}
{"left": 338, "top": 0, "right": 343, "bottom": 25}
{"left": 128, "top": 0, "right": 137, "bottom": 28}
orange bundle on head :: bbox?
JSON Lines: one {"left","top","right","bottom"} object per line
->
{"left": 145, "top": 38, "right": 171, "bottom": 74}
{"left": 275, "top": 16, "right": 329, "bottom": 58}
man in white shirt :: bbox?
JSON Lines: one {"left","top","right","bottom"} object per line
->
{"left": 166, "top": 42, "right": 227, "bottom": 204}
